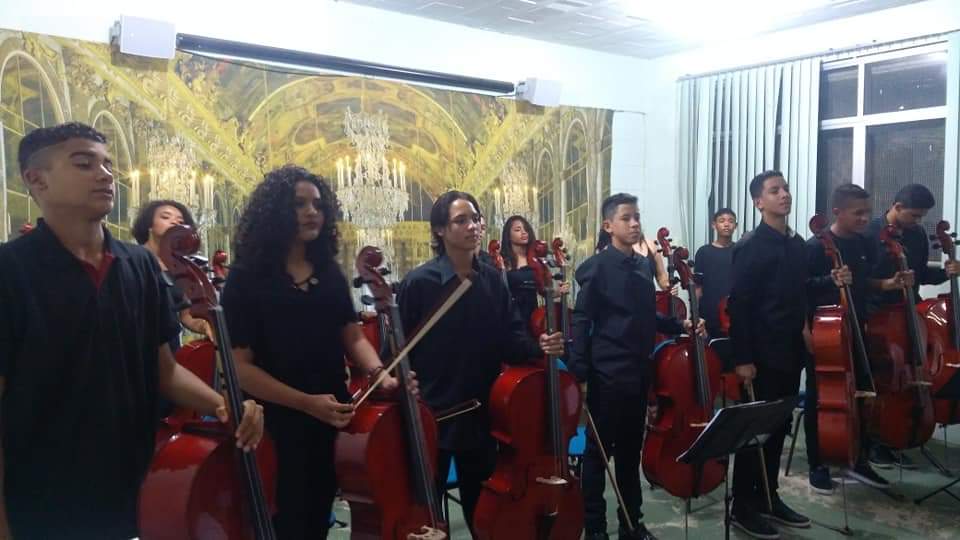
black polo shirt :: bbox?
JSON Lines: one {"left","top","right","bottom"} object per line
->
{"left": 220, "top": 259, "right": 356, "bottom": 426}
{"left": 567, "top": 246, "right": 684, "bottom": 390}
{"left": 728, "top": 222, "right": 808, "bottom": 372}
{"left": 693, "top": 243, "right": 734, "bottom": 337}
{"left": 397, "top": 254, "right": 541, "bottom": 451}
{"left": 805, "top": 231, "right": 875, "bottom": 324}
{"left": 0, "top": 219, "right": 179, "bottom": 539}
{"left": 867, "top": 217, "right": 948, "bottom": 310}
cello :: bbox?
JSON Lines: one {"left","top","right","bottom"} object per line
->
{"left": 335, "top": 246, "right": 447, "bottom": 540}
{"left": 654, "top": 228, "right": 687, "bottom": 343}
{"left": 642, "top": 245, "right": 725, "bottom": 498}
{"left": 808, "top": 215, "right": 876, "bottom": 468}
{"left": 865, "top": 225, "right": 936, "bottom": 450}
{"left": 139, "top": 225, "right": 277, "bottom": 540}
{"left": 474, "top": 240, "right": 583, "bottom": 540}
{"left": 921, "top": 220, "right": 960, "bottom": 424}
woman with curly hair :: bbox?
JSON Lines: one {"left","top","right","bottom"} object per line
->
{"left": 221, "top": 165, "right": 402, "bottom": 538}
{"left": 132, "top": 199, "right": 214, "bottom": 348}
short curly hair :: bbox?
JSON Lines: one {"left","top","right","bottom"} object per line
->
{"left": 234, "top": 165, "right": 340, "bottom": 272}
{"left": 131, "top": 199, "right": 197, "bottom": 245}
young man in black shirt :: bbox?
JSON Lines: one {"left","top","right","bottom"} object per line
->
{"left": 397, "top": 191, "right": 564, "bottom": 537}
{"left": 729, "top": 171, "right": 810, "bottom": 539}
{"left": 803, "top": 184, "right": 889, "bottom": 494}
{"left": 0, "top": 123, "right": 264, "bottom": 539}
{"left": 694, "top": 207, "right": 737, "bottom": 338}
{"left": 866, "top": 183, "right": 960, "bottom": 469}
{"left": 569, "top": 193, "right": 702, "bottom": 540}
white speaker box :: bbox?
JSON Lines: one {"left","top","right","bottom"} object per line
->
{"left": 516, "top": 78, "right": 562, "bottom": 107}
{"left": 110, "top": 16, "right": 176, "bottom": 60}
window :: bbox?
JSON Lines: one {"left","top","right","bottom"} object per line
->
{"left": 536, "top": 151, "right": 554, "bottom": 241}
{"left": 564, "top": 126, "right": 588, "bottom": 242}
{"left": 1, "top": 53, "right": 62, "bottom": 240}
{"left": 816, "top": 44, "right": 947, "bottom": 258}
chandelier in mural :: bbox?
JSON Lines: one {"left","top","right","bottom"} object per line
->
{"left": 129, "top": 134, "right": 217, "bottom": 247}
{"left": 491, "top": 161, "right": 538, "bottom": 230}
{"left": 336, "top": 107, "right": 409, "bottom": 263}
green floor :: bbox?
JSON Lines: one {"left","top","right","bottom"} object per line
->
{"left": 330, "top": 425, "right": 960, "bottom": 539}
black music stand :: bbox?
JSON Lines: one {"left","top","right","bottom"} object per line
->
{"left": 679, "top": 396, "right": 799, "bottom": 540}
{"left": 915, "top": 369, "right": 960, "bottom": 504}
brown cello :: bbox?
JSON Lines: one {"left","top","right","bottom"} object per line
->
{"left": 866, "top": 225, "right": 936, "bottom": 450}
{"left": 642, "top": 245, "right": 725, "bottom": 498}
{"left": 139, "top": 225, "right": 277, "bottom": 540}
{"left": 335, "top": 246, "right": 447, "bottom": 540}
{"left": 474, "top": 240, "right": 583, "bottom": 540}
{"left": 921, "top": 220, "right": 960, "bottom": 424}
{"left": 808, "top": 215, "right": 876, "bottom": 468}
{"left": 655, "top": 228, "right": 687, "bottom": 344}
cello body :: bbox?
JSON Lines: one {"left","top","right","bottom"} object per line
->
{"left": 921, "top": 295, "right": 960, "bottom": 424}
{"left": 336, "top": 401, "right": 443, "bottom": 539}
{"left": 811, "top": 304, "right": 862, "bottom": 466}
{"left": 642, "top": 336, "right": 725, "bottom": 497}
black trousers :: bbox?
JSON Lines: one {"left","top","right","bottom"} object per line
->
{"left": 582, "top": 380, "right": 647, "bottom": 534}
{"left": 804, "top": 352, "right": 872, "bottom": 469}
{"left": 732, "top": 364, "right": 800, "bottom": 513}
{"left": 436, "top": 444, "right": 497, "bottom": 538}
{"left": 271, "top": 416, "right": 338, "bottom": 540}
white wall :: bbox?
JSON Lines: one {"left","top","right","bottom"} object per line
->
{"left": 641, "top": 0, "right": 960, "bottom": 248}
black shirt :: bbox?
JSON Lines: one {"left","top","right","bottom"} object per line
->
{"left": 162, "top": 271, "right": 190, "bottom": 351}
{"left": 506, "top": 265, "right": 539, "bottom": 324}
{"left": 729, "top": 222, "right": 808, "bottom": 372}
{"left": 221, "top": 259, "right": 357, "bottom": 425}
{"left": 805, "top": 230, "right": 875, "bottom": 323}
{"left": 568, "top": 246, "right": 684, "bottom": 389}
{"left": 867, "top": 217, "right": 947, "bottom": 309}
{"left": 0, "top": 220, "right": 179, "bottom": 539}
{"left": 693, "top": 243, "right": 734, "bottom": 337}
{"left": 397, "top": 254, "right": 541, "bottom": 451}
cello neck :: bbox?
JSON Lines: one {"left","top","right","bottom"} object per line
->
{"left": 686, "top": 283, "right": 711, "bottom": 409}
{"left": 210, "top": 307, "right": 277, "bottom": 540}
{"left": 385, "top": 303, "right": 444, "bottom": 526}
{"left": 832, "top": 250, "right": 876, "bottom": 394}
{"left": 541, "top": 282, "right": 566, "bottom": 470}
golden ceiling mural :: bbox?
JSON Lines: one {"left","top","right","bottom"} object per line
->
{"left": 0, "top": 28, "right": 613, "bottom": 278}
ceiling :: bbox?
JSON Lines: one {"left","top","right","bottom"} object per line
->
{"left": 336, "top": 0, "right": 928, "bottom": 58}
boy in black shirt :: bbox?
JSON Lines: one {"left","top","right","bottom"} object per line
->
{"left": 398, "top": 191, "right": 564, "bottom": 537}
{"left": 729, "top": 171, "right": 810, "bottom": 539}
{"left": 694, "top": 207, "right": 737, "bottom": 338}
{"left": 569, "top": 193, "right": 701, "bottom": 540}
{"left": 803, "top": 184, "right": 889, "bottom": 494}
{"left": 0, "top": 123, "right": 264, "bottom": 538}
{"left": 866, "top": 183, "right": 960, "bottom": 469}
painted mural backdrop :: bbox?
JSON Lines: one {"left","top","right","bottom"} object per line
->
{"left": 0, "top": 29, "right": 613, "bottom": 280}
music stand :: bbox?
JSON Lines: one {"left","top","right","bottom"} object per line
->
{"left": 679, "top": 396, "right": 799, "bottom": 540}
{"left": 915, "top": 368, "right": 960, "bottom": 505}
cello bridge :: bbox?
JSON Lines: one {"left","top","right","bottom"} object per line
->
{"left": 689, "top": 422, "right": 709, "bottom": 428}
{"left": 408, "top": 526, "right": 447, "bottom": 540}
{"left": 535, "top": 476, "right": 568, "bottom": 486}
{"left": 854, "top": 391, "right": 877, "bottom": 398}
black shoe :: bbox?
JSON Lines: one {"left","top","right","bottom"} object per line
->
{"left": 731, "top": 512, "right": 779, "bottom": 539}
{"left": 870, "top": 446, "right": 896, "bottom": 469}
{"left": 585, "top": 532, "right": 610, "bottom": 540}
{"left": 847, "top": 462, "right": 891, "bottom": 489}
{"left": 759, "top": 497, "right": 811, "bottom": 529}
{"left": 619, "top": 522, "right": 657, "bottom": 540}
{"left": 808, "top": 465, "right": 834, "bottom": 495}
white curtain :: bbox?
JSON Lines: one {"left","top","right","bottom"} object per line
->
{"left": 677, "top": 59, "right": 819, "bottom": 250}
{"left": 944, "top": 32, "right": 960, "bottom": 228}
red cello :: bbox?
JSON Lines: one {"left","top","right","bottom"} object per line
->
{"left": 865, "top": 225, "right": 936, "bottom": 450}
{"left": 335, "top": 246, "right": 447, "bottom": 540}
{"left": 655, "top": 228, "right": 687, "bottom": 344}
{"left": 921, "top": 220, "right": 960, "bottom": 424}
{"left": 475, "top": 240, "right": 583, "bottom": 539}
{"left": 139, "top": 225, "right": 277, "bottom": 540}
{"left": 155, "top": 340, "right": 221, "bottom": 446}
{"left": 642, "top": 245, "right": 725, "bottom": 498}
{"left": 808, "top": 215, "right": 876, "bottom": 467}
